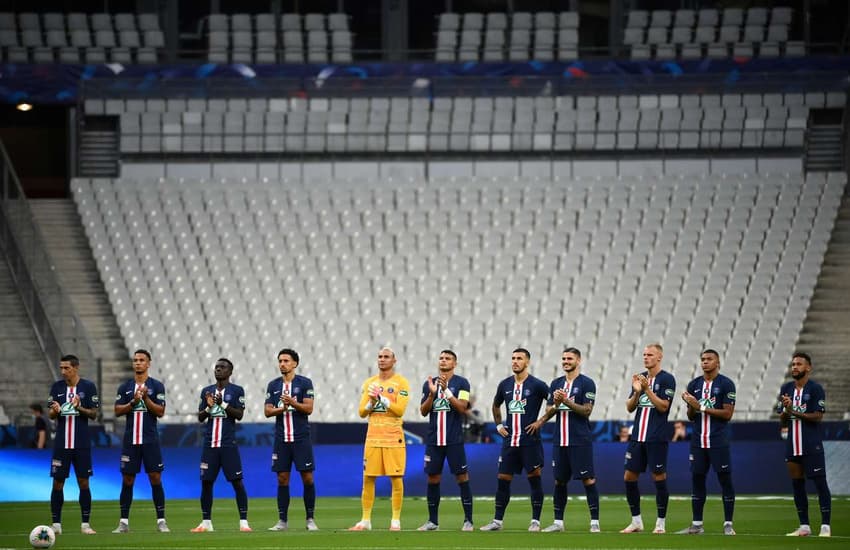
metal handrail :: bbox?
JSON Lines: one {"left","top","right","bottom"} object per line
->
{"left": 0, "top": 140, "right": 101, "bottom": 386}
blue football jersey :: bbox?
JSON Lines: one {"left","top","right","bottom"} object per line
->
{"left": 199, "top": 383, "right": 245, "bottom": 448}
{"left": 778, "top": 380, "right": 826, "bottom": 456}
{"left": 548, "top": 373, "right": 596, "bottom": 446}
{"left": 686, "top": 374, "right": 736, "bottom": 448}
{"left": 265, "top": 375, "right": 314, "bottom": 443}
{"left": 116, "top": 377, "right": 166, "bottom": 445}
{"left": 494, "top": 374, "right": 549, "bottom": 447}
{"left": 629, "top": 370, "right": 676, "bottom": 443}
{"left": 49, "top": 378, "right": 100, "bottom": 450}
{"left": 421, "top": 374, "right": 471, "bottom": 446}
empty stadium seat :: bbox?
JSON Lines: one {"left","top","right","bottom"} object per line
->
{"left": 71, "top": 170, "right": 846, "bottom": 422}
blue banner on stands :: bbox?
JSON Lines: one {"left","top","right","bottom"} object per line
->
{"left": 2, "top": 57, "right": 849, "bottom": 105}
{"left": 0, "top": 441, "right": 802, "bottom": 501}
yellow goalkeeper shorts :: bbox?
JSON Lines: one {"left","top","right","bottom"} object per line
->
{"left": 364, "top": 446, "right": 406, "bottom": 476}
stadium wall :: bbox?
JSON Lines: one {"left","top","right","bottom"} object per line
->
{"left": 119, "top": 157, "right": 804, "bottom": 181}
{"left": 3, "top": 441, "right": 848, "bottom": 502}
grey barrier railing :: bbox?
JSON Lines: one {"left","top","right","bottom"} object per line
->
{"left": 0, "top": 140, "right": 101, "bottom": 390}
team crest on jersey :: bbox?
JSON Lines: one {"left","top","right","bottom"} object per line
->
{"left": 507, "top": 399, "right": 526, "bottom": 414}
{"left": 387, "top": 387, "right": 394, "bottom": 394}
{"left": 432, "top": 398, "right": 451, "bottom": 412}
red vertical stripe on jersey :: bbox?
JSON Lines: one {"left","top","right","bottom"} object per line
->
{"left": 437, "top": 387, "right": 447, "bottom": 446}
{"left": 792, "top": 387, "right": 802, "bottom": 456}
{"left": 511, "top": 382, "right": 522, "bottom": 447}
{"left": 212, "top": 390, "right": 222, "bottom": 448}
{"left": 559, "top": 379, "right": 572, "bottom": 446}
{"left": 65, "top": 386, "right": 76, "bottom": 449}
{"left": 700, "top": 380, "right": 712, "bottom": 449}
{"left": 133, "top": 384, "right": 143, "bottom": 445}
{"left": 636, "top": 377, "right": 654, "bottom": 442}
{"left": 283, "top": 382, "right": 294, "bottom": 443}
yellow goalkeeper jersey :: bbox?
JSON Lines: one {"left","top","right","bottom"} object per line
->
{"left": 358, "top": 372, "right": 410, "bottom": 448}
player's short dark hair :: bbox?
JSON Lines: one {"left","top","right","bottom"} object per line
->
{"left": 440, "top": 349, "right": 457, "bottom": 360}
{"left": 60, "top": 354, "right": 80, "bottom": 367}
{"left": 216, "top": 357, "right": 234, "bottom": 370}
{"left": 134, "top": 349, "right": 151, "bottom": 361}
{"left": 30, "top": 403, "right": 43, "bottom": 413}
{"left": 792, "top": 352, "right": 812, "bottom": 365}
{"left": 278, "top": 348, "right": 299, "bottom": 364}
{"left": 563, "top": 347, "right": 582, "bottom": 357}
{"left": 701, "top": 349, "right": 720, "bottom": 360}
{"left": 513, "top": 347, "right": 531, "bottom": 359}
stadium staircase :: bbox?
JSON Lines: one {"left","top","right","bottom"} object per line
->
{"left": 796, "top": 181, "right": 850, "bottom": 419}
{"left": 804, "top": 108, "right": 845, "bottom": 172}
{"left": 78, "top": 118, "right": 120, "bottom": 178}
{"left": 30, "top": 199, "right": 128, "bottom": 424}
{"left": 0, "top": 257, "right": 55, "bottom": 422}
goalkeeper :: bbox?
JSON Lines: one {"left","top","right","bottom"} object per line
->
{"left": 349, "top": 347, "right": 411, "bottom": 531}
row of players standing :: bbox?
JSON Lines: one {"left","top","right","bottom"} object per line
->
{"left": 45, "top": 343, "right": 832, "bottom": 536}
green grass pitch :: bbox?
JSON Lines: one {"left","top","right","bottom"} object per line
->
{"left": 1, "top": 495, "right": 847, "bottom": 549}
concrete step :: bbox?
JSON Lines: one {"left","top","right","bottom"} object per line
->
{"left": 29, "top": 198, "right": 129, "bottom": 423}
{"left": 0, "top": 258, "right": 55, "bottom": 421}
{"left": 798, "top": 180, "right": 850, "bottom": 417}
